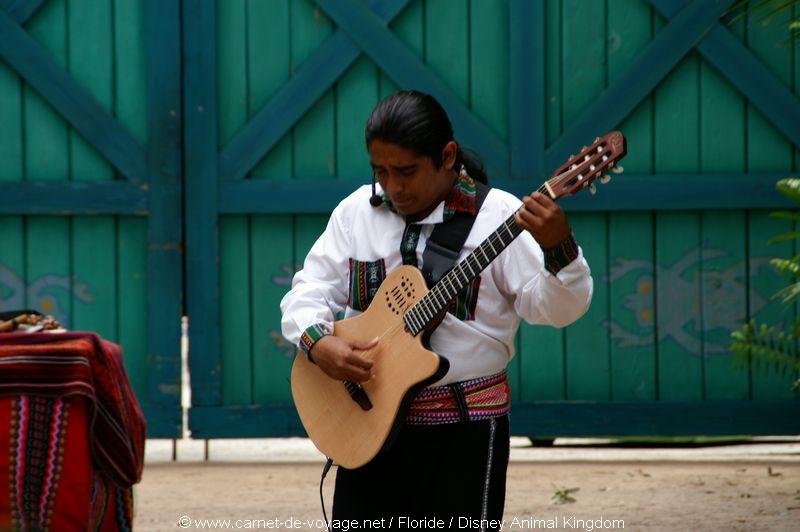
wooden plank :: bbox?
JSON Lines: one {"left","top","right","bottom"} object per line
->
{"left": 114, "top": 0, "right": 149, "bottom": 401}
{"left": 606, "top": 0, "right": 654, "bottom": 177}
{"left": 0, "top": 52, "right": 23, "bottom": 318}
{"left": 113, "top": 0, "right": 147, "bottom": 145}
{"left": 378, "top": 0, "right": 422, "bottom": 98}
{"left": 219, "top": 0, "right": 410, "bottom": 181}
{"left": 508, "top": 400, "right": 800, "bottom": 436}
{"left": 562, "top": 0, "right": 609, "bottom": 401}
{"left": 335, "top": 56, "right": 378, "bottom": 181}
{"left": 117, "top": 217, "right": 149, "bottom": 402}
{"left": 649, "top": 0, "right": 800, "bottom": 151}
{"left": 519, "top": 0, "right": 564, "bottom": 404}
{"left": 315, "top": 0, "right": 509, "bottom": 177}
{"left": 25, "top": 218, "right": 71, "bottom": 325}
{"left": 187, "top": 400, "right": 800, "bottom": 438}
{"left": 246, "top": 0, "right": 291, "bottom": 181}
{"left": 145, "top": 0, "right": 182, "bottom": 435}
{"left": 184, "top": 0, "right": 220, "bottom": 408}
{"left": 699, "top": 14, "right": 748, "bottom": 401}
{"left": 252, "top": 215, "right": 295, "bottom": 404}
{"left": 23, "top": 0, "right": 72, "bottom": 329}
{"left": 0, "top": 217, "right": 24, "bottom": 313}
{"left": 606, "top": 0, "right": 656, "bottom": 401}
{"left": 0, "top": 9, "right": 148, "bottom": 184}
{"left": 69, "top": 0, "right": 116, "bottom": 342}
{"left": 509, "top": 0, "right": 541, "bottom": 179}
{"left": 219, "top": 216, "right": 253, "bottom": 404}
{"left": 217, "top": 0, "right": 252, "bottom": 405}
{"left": 655, "top": 211, "right": 703, "bottom": 400}
{"left": 653, "top": 16, "right": 702, "bottom": 399}
{"left": 519, "top": 323, "right": 565, "bottom": 401}
{"left": 425, "top": 0, "right": 468, "bottom": 103}
{"left": 544, "top": 0, "right": 736, "bottom": 172}
{"left": 544, "top": 0, "right": 560, "bottom": 148}
{"left": 246, "top": 0, "right": 294, "bottom": 405}
{"left": 142, "top": 405, "right": 184, "bottom": 438}
{"left": 218, "top": 174, "right": 793, "bottom": 214}
{"left": 0, "top": 181, "right": 147, "bottom": 214}
{"left": 701, "top": 212, "right": 748, "bottom": 399}
{"left": 608, "top": 213, "right": 657, "bottom": 400}
{"left": 2, "top": 0, "right": 48, "bottom": 23}
{"left": 0, "top": 48, "right": 22, "bottom": 180}
{"left": 472, "top": 0, "right": 509, "bottom": 146}
{"left": 292, "top": 0, "right": 335, "bottom": 183}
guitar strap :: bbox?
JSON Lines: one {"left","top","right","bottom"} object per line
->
{"left": 420, "top": 181, "right": 491, "bottom": 289}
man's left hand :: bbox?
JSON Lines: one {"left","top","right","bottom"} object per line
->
{"left": 514, "top": 192, "right": 571, "bottom": 249}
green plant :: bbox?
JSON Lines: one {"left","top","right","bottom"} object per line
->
{"left": 729, "top": 0, "right": 800, "bottom": 42}
{"left": 730, "top": 179, "right": 800, "bottom": 391}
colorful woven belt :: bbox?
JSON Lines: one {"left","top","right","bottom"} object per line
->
{"left": 404, "top": 370, "right": 510, "bottom": 425}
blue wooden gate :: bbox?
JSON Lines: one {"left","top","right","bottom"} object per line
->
{"left": 15, "top": 0, "right": 799, "bottom": 441}
{"left": 180, "top": 0, "right": 800, "bottom": 439}
{"left": 0, "top": 0, "right": 182, "bottom": 437}
{"left": 184, "top": 0, "right": 800, "bottom": 438}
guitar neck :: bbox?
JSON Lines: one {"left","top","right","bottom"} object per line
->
{"left": 403, "top": 183, "right": 549, "bottom": 335}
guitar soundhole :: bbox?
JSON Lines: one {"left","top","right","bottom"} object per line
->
{"left": 385, "top": 278, "right": 415, "bottom": 316}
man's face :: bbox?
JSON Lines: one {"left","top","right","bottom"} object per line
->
{"left": 368, "top": 139, "right": 456, "bottom": 217}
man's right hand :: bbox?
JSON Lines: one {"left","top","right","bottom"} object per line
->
{"left": 309, "top": 335, "right": 378, "bottom": 382}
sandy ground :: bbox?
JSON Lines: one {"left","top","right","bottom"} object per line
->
{"left": 135, "top": 440, "right": 800, "bottom": 532}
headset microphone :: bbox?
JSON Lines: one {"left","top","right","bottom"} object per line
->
{"left": 369, "top": 175, "right": 383, "bottom": 207}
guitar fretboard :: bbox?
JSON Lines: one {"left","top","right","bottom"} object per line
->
{"left": 403, "top": 183, "right": 549, "bottom": 335}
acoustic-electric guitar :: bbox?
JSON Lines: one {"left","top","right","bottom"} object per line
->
{"left": 291, "top": 131, "right": 627, "bottom": 469}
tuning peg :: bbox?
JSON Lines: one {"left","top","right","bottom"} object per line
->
{"left": 599, "top": 174, "right": 611, "bottom": 184}
{"left": 589, "top": 183, "right": 597, "bottom": 195}
{"left": 612, "top": 164, "right": 624, "bottom": 174}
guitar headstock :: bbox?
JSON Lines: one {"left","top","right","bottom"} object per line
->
{"left": 544, "top": 131, "right": 627, "bottom": 199}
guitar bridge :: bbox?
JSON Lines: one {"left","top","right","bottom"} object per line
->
{"left": 343, "top": 381, "right": 373, "bottom": 411}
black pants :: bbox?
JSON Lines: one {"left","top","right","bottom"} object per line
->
{"left": 332, "top": 415, "right": 509, "bottom": 530}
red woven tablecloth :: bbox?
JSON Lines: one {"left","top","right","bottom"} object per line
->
{"left": 0, "top": 332, "right": 146, "bottom": 531}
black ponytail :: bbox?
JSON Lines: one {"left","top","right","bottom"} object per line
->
{"left": 365, "top": 90, "right": 488, "bottom": 184}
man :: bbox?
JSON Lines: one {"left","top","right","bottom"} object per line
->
{"left": 281, "top": 90, "right": 592, "bottom": 529}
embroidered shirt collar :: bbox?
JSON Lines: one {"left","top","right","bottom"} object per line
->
{"left": 378, "top": 173, "right": 479, "bottom": 224}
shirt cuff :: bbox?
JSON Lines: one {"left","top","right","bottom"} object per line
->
{"left": 299, "top": 322, "right": 332, "bottom": 363}
{"left": 543, "top": 232, "right": 580, "bottom": 275}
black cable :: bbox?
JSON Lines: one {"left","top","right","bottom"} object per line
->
{"left": 320, "top": 457, "right": 334, "bottom": 531}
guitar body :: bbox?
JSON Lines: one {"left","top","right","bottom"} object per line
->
{"left": 291, "top": 265, "right": 449, "bottom": 469}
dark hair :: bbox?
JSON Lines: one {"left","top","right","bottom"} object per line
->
{"left": 364, "top": 90, "right": 488, "bottom": 184}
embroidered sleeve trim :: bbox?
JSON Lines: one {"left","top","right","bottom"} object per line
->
{"left": 348, "top": 258, "right": 387, "bottom": 311}
{"left": 299, "top": 322, "right": 332, "bottom": 363}
{"left": 543, "top": 232, "right": 580, "bottom": 275}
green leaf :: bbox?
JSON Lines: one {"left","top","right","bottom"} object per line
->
{"left": 769, "top": 211, "right": 800, "bottom": 222}
{"left": 776, "top": 178, "right": 800, "bottom": 204}
{"left": 768, "top": 231, "right": 800, "bottom": 244}
{"left": 772, "top": 282, "right": 800, "bottom": 304}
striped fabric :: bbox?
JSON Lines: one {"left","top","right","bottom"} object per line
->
{"left": 0, "top": 332, "right": 143, "bottom": 530}
{"left": 380, "top": 172, "right": 480, "bottom": 220}
{"left": 542, "top": 231, "right": 580, "bottom": 275}
{"left": 299, "top": 322, "right": 332, "bottom": 361}
{"left": 405, "top": 371, "right": 510, "bottom": 425}
{"left": 0, "top": 332, "right": 145, "bottom": 487}
{"left": 347, "top": 258, "right": 386, "bottom": 311}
